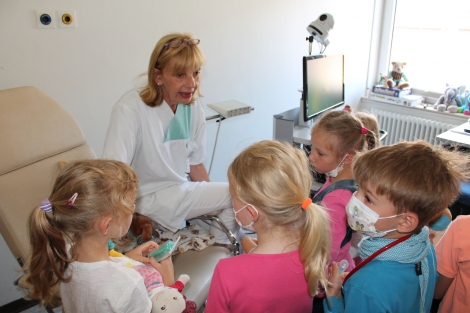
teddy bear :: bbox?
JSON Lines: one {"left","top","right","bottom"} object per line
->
{"left": 386, "top": 61, "right": 409, "bottom": 89}
{"left": 131, "top": 212, "right": 159, "bottom": 243}
{"left": 433, "top": 84, "right": 466, "bottom": 113}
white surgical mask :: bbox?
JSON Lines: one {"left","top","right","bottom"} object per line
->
{"left": 346, "top": 192, "right": 404, "bottom": 238}
{"left": 325, "top": 155, "right": 347, "bottom": 178}
{"left": 233, "top": 204, "right": 259, "bottom": 233}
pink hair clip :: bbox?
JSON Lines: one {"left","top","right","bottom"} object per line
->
{"left": 361, "top": 127, "right": 368, "bottom": 135}
{"left": 66, "top": 193, "right": 78, "bottom": 209}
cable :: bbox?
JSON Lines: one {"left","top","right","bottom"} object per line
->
{"left": 208, "top": 117, "right": 225, "bottom": 175}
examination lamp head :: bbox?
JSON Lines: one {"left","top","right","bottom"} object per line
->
{"left": 307, "top": 13, "right": 335, "bottom": 47}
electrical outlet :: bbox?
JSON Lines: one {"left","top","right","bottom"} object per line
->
{"left": 36, "top": 10, "right": 55, "bottom": 29}
{"left": 57, "top": 10, "right": 77, "bottom": 28}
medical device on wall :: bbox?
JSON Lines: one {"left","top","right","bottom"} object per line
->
{"left": 207, "top": 100, "right": 252, "bottom": 119}
{"left": 299, "top": 54, "right": 344, "bottom": 127}
{"left": 306, "top": 13, "right": 335, "bottom": 55}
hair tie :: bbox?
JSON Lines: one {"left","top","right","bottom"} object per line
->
{"left": 40, "top": 199, "right": 53, "bottom": 213}
{"left": 66, "top": 193, "right": 78, "bottom": 209}
{"left": 343, "top": 105, "right": 351, "bottom": 112}
{"left": 361, "top": 127, "right": 368, "bottom": 135}
{"left": 301, "top": 198, "right": 312, "bottom": 210}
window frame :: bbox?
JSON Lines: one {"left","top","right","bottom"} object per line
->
{"left": 367, "top": 0, "right": 441, "bottom": 102}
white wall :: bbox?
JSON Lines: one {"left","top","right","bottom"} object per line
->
{"left": 0, "top": 0, "right": 374, "bottom": 305}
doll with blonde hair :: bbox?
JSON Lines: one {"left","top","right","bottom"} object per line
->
{"left": 205, "top": 140, "right": 330, "bottom": 313}
{"left": 26, "top": 159, "right": 175, "bottom": 312}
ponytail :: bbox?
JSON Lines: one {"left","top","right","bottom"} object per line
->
{"left": 299, "top": 202, "right": 330, "bottom": 296}
{"left": 26, "top": 205, "right": 72, "bottom": 305}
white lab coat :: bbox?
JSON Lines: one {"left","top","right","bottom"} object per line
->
{"left": 103, "top": 89, "right": 238, "bottom": 241}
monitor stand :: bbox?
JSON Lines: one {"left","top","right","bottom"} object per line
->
{"left": 298, "top": 98, "right": 313, "bottom": 128}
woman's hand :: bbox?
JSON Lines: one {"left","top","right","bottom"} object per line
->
{"left": 150, "top": 256, "right": 175, "bottom": 286}
{"left": 125, "top": 241, "right": 159, "bottom": 264}
{"left": 326, "top": 261, "right": 348, "bottom": 298}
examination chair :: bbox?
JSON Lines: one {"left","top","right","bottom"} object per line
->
{"left": 0, "top": 86, "right": 235, "bottom": 312}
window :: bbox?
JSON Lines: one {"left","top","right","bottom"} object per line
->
{"left": 376, "top": 0, "right": 470, "bottom": 93}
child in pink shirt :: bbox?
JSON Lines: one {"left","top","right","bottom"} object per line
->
{"left": 308, "top": 110, "right": 377, "bottom": 310}
{"left": 205, "top": 140, "right": 331, "bottom": 313}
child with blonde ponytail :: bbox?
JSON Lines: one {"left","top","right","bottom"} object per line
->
{"left": 205, "top": 140, "right": 330, "bottom": 313}
{"left": 26, "top": 159, "right": 175, "bottom": 312}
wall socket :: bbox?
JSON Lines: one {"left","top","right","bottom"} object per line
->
{"left": 57, "top": 10, "right": 77, "bottom": 28}
{"left": 36, "top": 10, "right": 55, "bottom": 29}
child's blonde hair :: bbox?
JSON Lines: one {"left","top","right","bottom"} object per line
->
{"left": 311, "top": 110, "right": 377, "bottom": 156}
{"left": 26, "top": 159, "right": 138, "bottom": 304}
{"left": 355, "top": 111, "right": 380, "bottom": 148}
{"left": 353, "top": 141, "right": 470, "bottom": 231}
{"left": 228, "top": 140, "right": 330, "bottom": 296}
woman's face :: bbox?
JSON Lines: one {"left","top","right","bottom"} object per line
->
{"left": 155, "top": 58, "right": 201, "bottom": 107}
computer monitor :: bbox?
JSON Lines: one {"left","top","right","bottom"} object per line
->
{"left": 302, "top": 54, "right": 344, "bottom": 122}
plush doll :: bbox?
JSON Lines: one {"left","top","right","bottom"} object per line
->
{"left": 131, "top": 212, "right": 157, "bottom": 242}
{"left": 386, "top": 62, "right": 409, "bottom": 89}
{"left": 461, "top": 90, "right": 470, "bottom": 115}
{"left": 433, "top": 84, "right": 466, "bottom": 113}
{"left": 107, "top": 242, "right": 196, "bottom": 312}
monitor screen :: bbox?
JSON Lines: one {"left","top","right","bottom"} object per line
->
{"left": 302, "top": 54, "right": 344, "bottom": 121}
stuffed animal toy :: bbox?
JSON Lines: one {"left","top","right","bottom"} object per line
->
{"left": 131, "top": 213, "right": 157, "bottom": 242}
{"left": 386, "top": 62, "right": 409, "bottom": 89}
{"left": 151, "top": 275, "right": 197, "bottom": 313}
{"left": 107, "top": 246, "right": 196, "bottom": 312}
{"left": 433, "top": 84, "right": 466, "bottom": 113}
{"left": 460, "top": 89, "right": 470, "bottom": 115}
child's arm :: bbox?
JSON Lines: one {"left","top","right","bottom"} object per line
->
{"left": 434, "top": 273, "right": 454, "bottom": 299}
{"left": 149, "top": 256, "right": 175, "bottom": 286}
{"left": 125, "top": 241, "right": 159, "bottom": 264}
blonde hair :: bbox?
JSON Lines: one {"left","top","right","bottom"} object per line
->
{"left": 26, "top": 159, "right": 138, "bottom": 305}
{"left": 228, "top": 140, "right": 330, "bottom": 296}
{"left": 139, "top": 33, "right": 206, "bottom": 107}
{"left": 353, "top": 141, "right": 470, "bottom": 231}
{"left": 311, "top": 110, "right": 377, "bottom": 157}
{"left": 355, "top": 111, "right": 379, "bottom": 148}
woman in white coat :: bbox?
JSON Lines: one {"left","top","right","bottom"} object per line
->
{"left": 103, "top": 33, "right": 244, "bottom": 244}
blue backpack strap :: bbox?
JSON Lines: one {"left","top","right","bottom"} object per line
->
{"left": 312, "top": 179, "right": 357, "bottom": 248}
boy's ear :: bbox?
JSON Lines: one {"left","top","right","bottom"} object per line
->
{"left": 397, "top": 212, "right": 419, "bottom": 233}
{"left": 97, "top": 216, "right": 113, "bottom": 236}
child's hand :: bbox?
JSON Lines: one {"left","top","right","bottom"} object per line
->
{"left": 326, "top": 261, "right": 348, "bottom": 298}
{"left": 150, "top": 256, "right": 175, "bottom": 286}
{"left": 125, "top": 241, "right": 159, "bottom": 264}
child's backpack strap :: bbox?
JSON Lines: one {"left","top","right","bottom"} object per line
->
{"left": 312, "top": 179, "right": 357, "bottom": 248}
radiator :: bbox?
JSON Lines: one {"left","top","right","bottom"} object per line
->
{"left": 370, "top": 108, "right": 456, "bottom": 146}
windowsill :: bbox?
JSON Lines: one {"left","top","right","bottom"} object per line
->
{"left": 359, "top": 97, "right": 468, "bottom": 126}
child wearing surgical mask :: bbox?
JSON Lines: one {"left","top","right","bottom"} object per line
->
{"left": 325, "top": 141, "right": 470, "bottom": 313}
{"left": 308, "top": 110, "right": 377, "bottom": 287}
{"left": 205, "top": 140, "right": 331, "bottom": 313}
